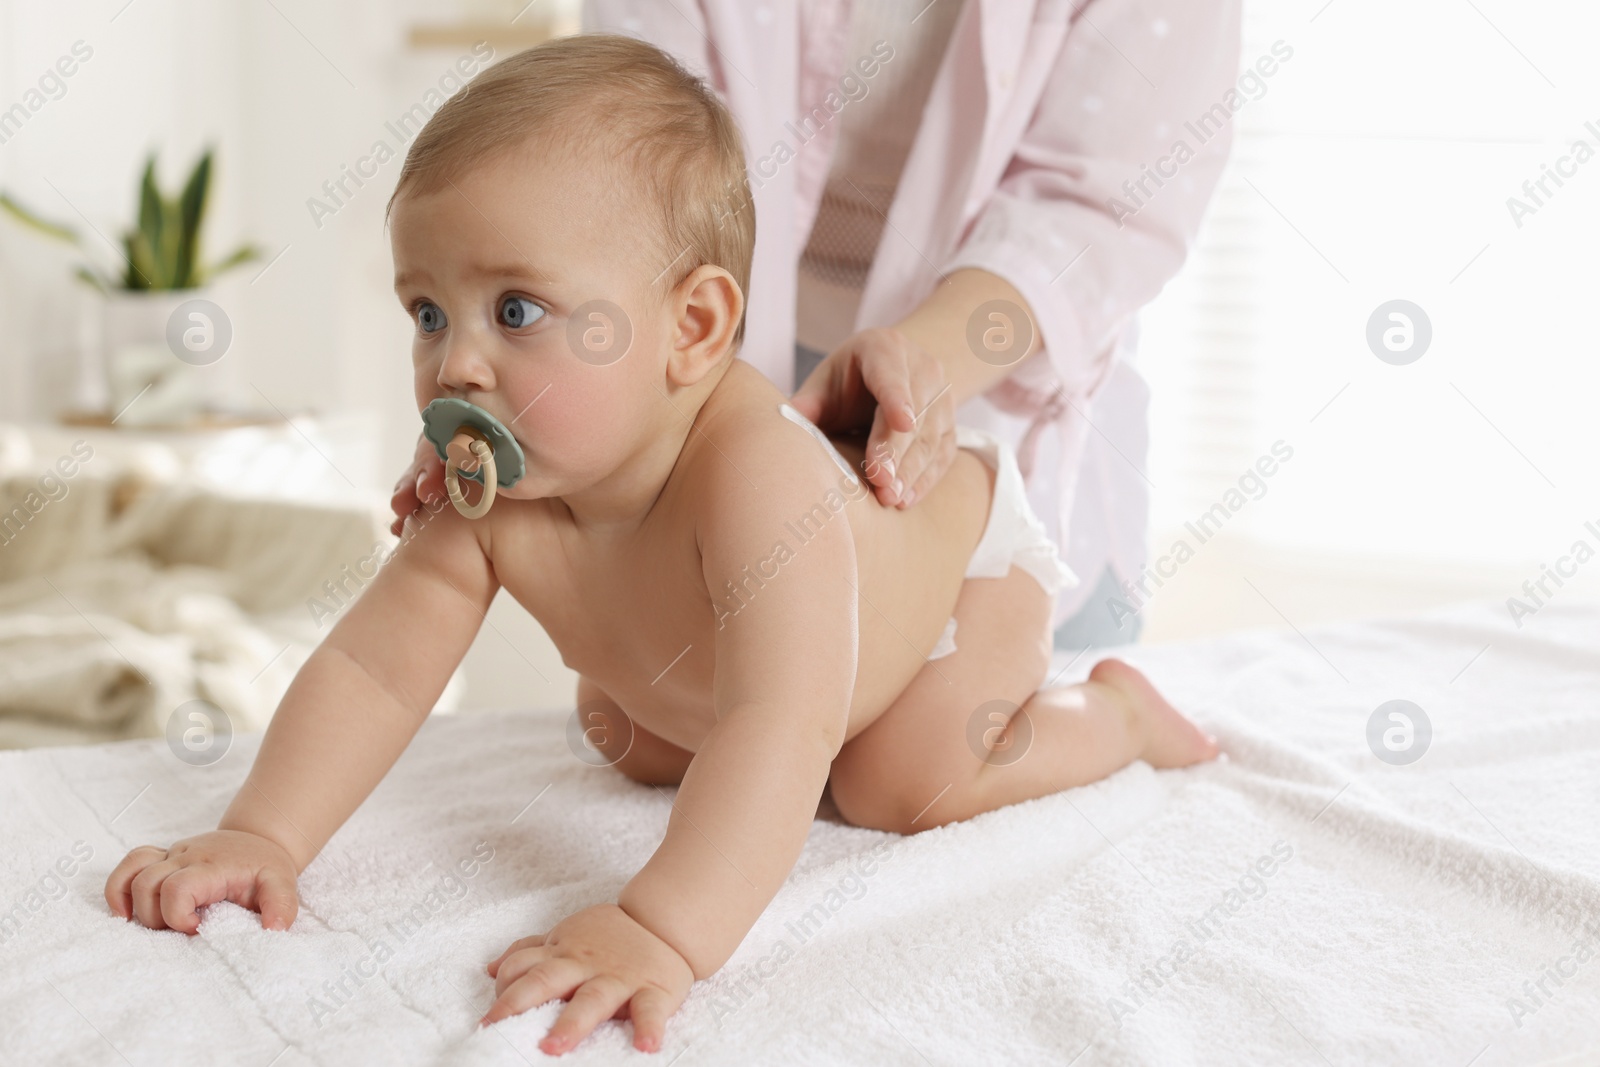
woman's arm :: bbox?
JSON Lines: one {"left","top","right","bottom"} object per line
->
{"left": 797, "top": 0, "right": 1242, "bottom": 505}
{"left": 940, "top": 0, "right": 1243, "bottom": 402}
{"left": 792, "top": 267, "right": 1040, "bottom": 510}
{"left": 893, "top": 266, "right": 1042, "bottom": 412}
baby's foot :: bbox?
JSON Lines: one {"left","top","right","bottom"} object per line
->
{"left": 1089, "top": 657, "right": 1220, "bottom": 768}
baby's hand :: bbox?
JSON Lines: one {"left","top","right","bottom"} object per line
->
{"left": 104, "top": 829, "right": 300, "bottom": 935}
{"left": 483, "top": 903, "right": 694, "bottom": 1055}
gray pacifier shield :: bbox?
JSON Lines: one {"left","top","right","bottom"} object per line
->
{"left": 421, "top": 397, "right": 528, "bottom": 488}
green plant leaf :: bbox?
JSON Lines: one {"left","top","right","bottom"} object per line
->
{"left": 73, "top": 265, "right": 110, "bottom": 293}
{"left": 135, "top": 154, "right": 169, "bottom": 288}
{"left": 174, "top": 148, "right": 212, "bottom": 289}
{"left": 162, "top": 195, "right": 183, "bottom": 288}
{"left": 123, "top": 230, "right": 155, "bottom": 290}
{"left": 0, "top": 192, "right": 81, "bottom": 245}
{"left": 200, "top": 242, "right": 262, "bottom": 284}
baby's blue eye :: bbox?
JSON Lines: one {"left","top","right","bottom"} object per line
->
{"left": 499, "top": 295, "right": 545, "bottom": 330}
{"left": 417, "top": 302, "right": 446, "bottom": 334}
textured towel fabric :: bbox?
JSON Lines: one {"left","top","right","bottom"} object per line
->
{"left": 1, "top": 598, "right": 1598, "bottom": 1066}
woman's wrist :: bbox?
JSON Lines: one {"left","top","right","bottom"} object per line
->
{"left": 893, "top": 267, "right": 1042, "bottom": 410}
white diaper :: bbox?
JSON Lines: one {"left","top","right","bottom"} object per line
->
{"left": 926, "top": 425, "right": 1078, "bottom": 659}
{"left": 777, "top": 404, "right": 1077, "bottom": 662}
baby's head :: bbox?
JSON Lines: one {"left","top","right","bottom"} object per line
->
{"left": 388, "top": 33, "right": 754, "bottom": 502}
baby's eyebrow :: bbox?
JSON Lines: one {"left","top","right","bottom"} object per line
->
{"left": 468, "top": 261, "right": 561, "bottom": 286}
{"left": 393, "top": 262, "right": 561, "bottom": 291}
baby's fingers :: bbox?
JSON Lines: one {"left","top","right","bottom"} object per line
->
{"left": 487, "top": 933, "right": 546, "bottom": 977}
{"left": 540, "top": 977, "right": 632, "bottom": 1056}
{"left": 105, "top": 846, "right": 167, "bottom": 920}
{"left": 256, "top": 866, "right": 299, "bottom": 931}
{"left": 128, "top": 859, "right": 182, "bottom": 930}
{"left": 161, "top": 863, "right": 298, "bottom": 935}
{"left": 480, "top": 957, "right": 586, "bottom": 1028}
{"left": 158, "top": 866, "right": 230, "bottom": 934}
{"left": 628, "top": 985, "right": 682, "bottom": 1054}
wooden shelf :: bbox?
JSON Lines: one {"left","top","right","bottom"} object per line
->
{"left": 406, "top": 17, "right": 578, "bottom": 52}
{"left": 57, "top": 409, "right": 288, "bottom": 432}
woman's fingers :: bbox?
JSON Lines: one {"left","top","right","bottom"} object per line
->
{"left": 866, "top": 333, "right": 958, "bottom": 507}
{"left": 627, "top": 985, "right": 680, "bottom": 1054}
{"left": 791, "top": 335, "right": 878, "bottom": 434}
{"left": 105, "top": 845, "right": 166, "bottom": 920}
{"left": 864, "top": 404, "right": 910, "bottom": 504}
{"left": 860, "top": 333, "right": 916, "bottom": 501}
{"left": 480, "top": 957, "right": 588, "bottom": 1027}
{"left": 855, "top": 332, "right": 919, "bottom": 435}
{"left": 785, "top": 359, "right": 832, "bottom": 425}
{"left": 539, "top": 977, "right": 633, "bottom": 1056}
{"left": 787, "top": 326, "right": 957, "bottom": 507}
{"left": 905, "top": 430, "right": 960, "bottom": 506}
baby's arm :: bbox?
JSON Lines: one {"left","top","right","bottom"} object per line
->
{"left": 106, "top": 505, "right": 498, "bottom": 931}
{"left": 483, "top": 428, "right": 859, "bottom": 1050}
{"left": 618, "top": 473, "right": 858, "bottom": 975}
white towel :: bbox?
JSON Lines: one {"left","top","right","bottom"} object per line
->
{"left": 2, "top": 597, "right": 1598, "bottom": 1065}
{"left": 0, "top": 474, "right": 439, "bottom": 748}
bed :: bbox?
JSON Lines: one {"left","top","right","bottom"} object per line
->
{"left": 3, "top": 596, "right": 1597, "bottom": 1066}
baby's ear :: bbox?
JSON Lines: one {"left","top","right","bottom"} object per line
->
{"left": 667, "top": 264, "right": 742, "bottom": 386}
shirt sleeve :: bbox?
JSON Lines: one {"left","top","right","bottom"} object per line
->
{"left": 942, "top": 0, "right": 1243, "bottom": 403}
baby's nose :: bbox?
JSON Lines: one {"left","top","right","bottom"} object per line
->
{"left": 437, "top": 335, "right": 496, "bottom": 393}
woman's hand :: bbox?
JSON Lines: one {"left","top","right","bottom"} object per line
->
{"left": 483, "top": 903, "right": 695, "bottom": 1055}
{"left": 388, "top": 434, "right": 447, "bottom": 536}
{"left": 789, "top": 326, "right": 958, "bottom": 508}
{"left": 104, "top": 829, "right": 300, "bottom": 934}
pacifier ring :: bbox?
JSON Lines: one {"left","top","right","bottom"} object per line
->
{"left": 445, "top": 427, "right": 498, "bottom": 519}
{"left": 421, "top": 398, "right": 527, "bottom": 519}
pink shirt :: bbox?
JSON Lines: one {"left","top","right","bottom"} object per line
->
{"left": 584, "top": 0, "right": 1241, "bottom": 627}
{"left": 795, "top": 0, "right": 964, "bottom": 353}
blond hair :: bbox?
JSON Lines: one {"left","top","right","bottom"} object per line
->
{"left": 388, "top": 33, "right": 755, "bottom": 346}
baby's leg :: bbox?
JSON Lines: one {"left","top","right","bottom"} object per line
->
{"left": 576, "top": 675, "right": 694, "bottom": 785}
{"left": 828, "top": 567, "right": 1217, "bottom": 834}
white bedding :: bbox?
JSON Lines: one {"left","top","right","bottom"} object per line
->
{"left": 2, "top": 597, "right": 1597, "bottom": 1066}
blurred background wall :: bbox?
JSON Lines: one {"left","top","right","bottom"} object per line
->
{"left": 1, "top": 0, "right": 1595, "bottom": 715}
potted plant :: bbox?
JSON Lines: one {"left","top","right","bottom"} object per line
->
{"left": 0, "top": 149, "right": 260, "bottom": 425}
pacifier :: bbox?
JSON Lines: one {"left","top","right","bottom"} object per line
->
{"left": 421, "top": 398, "right": 528, "bottom": 519}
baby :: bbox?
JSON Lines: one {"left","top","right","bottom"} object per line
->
{"left": 105, "top": 33, "right": 1218, "bottom": 1055}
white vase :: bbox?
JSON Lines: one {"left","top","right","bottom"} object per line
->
{"left": 102, "top": 290, "right": 209, "bottom": 427}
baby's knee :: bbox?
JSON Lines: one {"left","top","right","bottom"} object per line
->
{"left": 829, "top": 756, "right": 959, "bottom": 835}
{"left": 605, "top": 722, "right": 693, "bottom": 786}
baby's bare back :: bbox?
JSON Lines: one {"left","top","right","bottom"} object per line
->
{"left": 483, "top": 361, "right": 993, "bottom": 752}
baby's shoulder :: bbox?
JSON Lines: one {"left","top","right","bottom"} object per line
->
{"left": 684, "top": 370, "right": 868, "bottom": 529}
